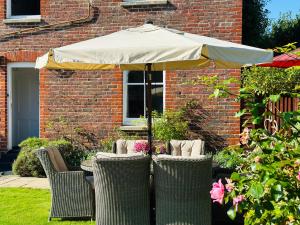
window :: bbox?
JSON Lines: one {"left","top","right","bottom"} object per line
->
{"left": 123, "top": 71, "right": 165, "bottom": 125}
{"left": 121, "top": 0, "right": 168, "bottom": 7}
{"left": 7, "top": 0, "right": 40, "bottom": 19}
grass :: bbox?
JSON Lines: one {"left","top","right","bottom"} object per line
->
{"left": 0, "top": 188, "right": 95, "bottom": 225}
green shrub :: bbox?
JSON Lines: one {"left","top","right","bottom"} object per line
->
{"left": 213, "top": 146, "right": 245, "bottom": 169}
{"left": 13, "top": 137, "right": 48, "bottom": 177}
{"left": 13, "top": 137, "right": 87, "bottom": 177}
{"left": 99, "top": 137, "right": 114, "bottom": 152}
{"left": 153, "top": 110, "right": 189, "bottom": 141}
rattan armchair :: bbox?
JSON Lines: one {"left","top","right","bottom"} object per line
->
{"left": 36, "top": 147, "right": 94, "bottom": 221}
{"left": 153, "top": 155, "right": 212, "bottom": 225}
{"left": 93, "top": 153, "right": 151, "bottom": 225}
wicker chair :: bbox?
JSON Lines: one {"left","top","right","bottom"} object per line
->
{"left": 36, "top": 147, "right": 95, "bottom": 221}
{"left": 167, "top": 139, "right": 205, "bottom": 156}
{"left": 153, "top": 155, "right": 212, "bottom": 225}
{"left": 93, "top": 153, "right": 151, "bottom": 225}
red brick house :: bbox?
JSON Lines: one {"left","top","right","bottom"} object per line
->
{"left": 0, "top": 0, "right": 242, "bottom": 155}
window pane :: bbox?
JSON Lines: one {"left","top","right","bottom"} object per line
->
{"left": 11, "top": 0, "right": 40, "bottom": 16}
{"left": 151, "top": 85, "right": 163, "bottom": 113}
{"left": 127, "top": 71, "right": 144, "bottom": 83}
{"left": 127, "top": 85, "right": 144, "bottom": 118}
{"left": 151, "top": 71, "right": 163, "bottom": 83}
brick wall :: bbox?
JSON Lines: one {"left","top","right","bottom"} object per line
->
{"left": 0, "top": 0, "right": 242, "bottom": 152}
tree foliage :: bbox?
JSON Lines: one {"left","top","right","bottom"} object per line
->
{"left": 266, "top": 13, "right": 300, "bottom": 48}
{"left": 242, "top": 0, "right": 270, "bottom": 47}
{"left": 242, "top": 1, "right": 300, "bottom": 49}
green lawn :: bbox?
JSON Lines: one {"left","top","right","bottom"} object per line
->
{"left": 0, "top": 188, "right": 95, "bottom": 225}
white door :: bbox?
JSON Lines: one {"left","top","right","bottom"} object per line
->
{"left": 11, "top": 68, "right": 39, "bottom": 147}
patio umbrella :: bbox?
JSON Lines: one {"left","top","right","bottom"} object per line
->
{"left": 36, "top": 23, "right": 273, "bottom": 152}
{"left": 257, "top": 49, "right": 300, "bottom": 68}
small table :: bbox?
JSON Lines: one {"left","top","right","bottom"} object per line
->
{"left": 81, "top": 160, "right": 93, "bottom": 172}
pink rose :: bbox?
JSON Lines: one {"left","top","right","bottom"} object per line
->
{"left": 210, "top": 179, "right": 225, "bottom": 205}
{"left": 225, "top": 178, "right": 235, "bottom": 192}
{"left": 233, "top": 195, "right": 244, "bottom": 211}
{"left": 296, "top": 171, "right": 300, "bottom": 181}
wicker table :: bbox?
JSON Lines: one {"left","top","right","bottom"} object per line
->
{"left": 81, "top": 158, "right": 220, "bottom": 176}
{"left": 81, "top": 160, "right": 93, "bottom": 172}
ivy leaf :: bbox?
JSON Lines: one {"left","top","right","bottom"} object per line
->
{"left": 227, "top": 207, "right": 236, "bottom": 220}
{"left": 269, "top": 95, "right": 281, "bottom": 103}
{"left": 214, "top": 89, "right": 220, "bottom": 98}
{"left": 235, "top": 109, "right": 247, "bottom": 117}
{"left": 252, "top": 116, "right": 262, "bottom": 125}
{"left": 271, "top": 184, "right": 282, "bottom": 202}
{"left": 231, "top": 172, "right": 240, "bottom": 181}
{"left": 248, "top": 183, "right": 264, "bottom": 199}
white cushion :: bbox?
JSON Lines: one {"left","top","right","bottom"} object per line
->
{"left": 170, "top": 140, "right": 205, "bottom": 156}
{"left": 116, "top": 139, "right": 148, "bottom": 154}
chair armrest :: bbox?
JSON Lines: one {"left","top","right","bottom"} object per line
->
{"left": 57, "top": 170, "right": 85, "bottom": 178}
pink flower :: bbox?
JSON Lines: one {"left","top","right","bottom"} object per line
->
{"left": 296, "top": 171, "right": 300, "bottom": 181}
{"left": 134, "top": 141, "right": 150, "bottom": 153}
{"left": 225, "top": 178, "right": 235, "bottom": 192}
{"left": 210, "top": 179, "right": 225, "bottom": 205}
{"left": 233, "top": 195, "right": 245, "bottom": 211}
{"left": 240, "top": 127, "right": 250, "bottom": 145}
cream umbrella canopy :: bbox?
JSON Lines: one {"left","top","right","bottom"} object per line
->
{"left": 36, "top": 23, "right": 273, "bottom": 152}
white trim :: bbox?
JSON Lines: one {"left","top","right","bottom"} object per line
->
{"left": 4, "top": 16, "right": 41, "bottom": 24}
{"left": 122, "top": 70, "right": 165, "bottom": 126}
{"left": 7, "top": 63, "right": 39, "bottom": 150}
{"left": 6, "top": 0, "right": 41, "bottom": 19}
{"left": 121, "top": 0, "right": 168, "bottom": 7}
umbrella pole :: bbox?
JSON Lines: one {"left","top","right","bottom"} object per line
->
{"left": 146, "top": 63, "right": 153, "bottom": 154}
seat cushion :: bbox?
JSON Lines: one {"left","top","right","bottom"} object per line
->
{"left": 47, "top": 148, "right": 69, "bottom": 172}
{"left": 116, "top": 139, "right": 148, "bottom": 154}
{"left": 170, "top": 140, "right": 205, "bottom": 156}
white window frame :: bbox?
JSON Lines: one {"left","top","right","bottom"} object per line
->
{"left": 6, "top": 0, "right": 41, "bottom": 20}
{"left": 7, "top": 62, "right": 40, "bottom": 150}
{"left": 123, "top": 71, "right": 166, "bottom": 126}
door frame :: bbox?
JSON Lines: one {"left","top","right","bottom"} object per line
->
{"left": 7, "top": 62, "right": 40, "bottom": 150}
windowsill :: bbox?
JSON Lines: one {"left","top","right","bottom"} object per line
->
{"left": 121, "top": 0, "right": 168, "bottom": 6}
{"left": 4, "top": 16, "right": 41, "bottom": 24}
{"left": 119, "top": 125, "right": 147, "bottom": 131}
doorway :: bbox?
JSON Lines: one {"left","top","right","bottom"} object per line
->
{"left": 7, "top": 63, "right": 39, "bottom": 149}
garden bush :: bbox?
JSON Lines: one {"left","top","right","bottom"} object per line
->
{"left": 195, "top": 47, "right": 300, "bottom": 224}
{"left": 13, "top": 137, "right": 87, "bottom": 177}
{"left": 12, "top": 138, "right": 48, "bottom": 177}
{"left": 153, "top": 110, "right": 189, "bottom": 141}
{"left": 213, "top": 146, "right": 245, "bottom": 169}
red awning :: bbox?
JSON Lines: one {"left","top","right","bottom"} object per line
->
{"left": 258, "top": 49, "right": 300, "bottom": 68}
